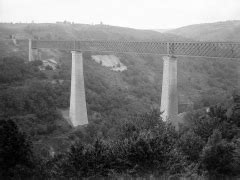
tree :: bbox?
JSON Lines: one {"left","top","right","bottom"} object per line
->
{"left": 200, "top": 130, "right": 239, "bottom": 176}
{"left": 0, "top": 119, "right": 34, "bottom": 179}
{"left": 59, "top": 140, "right": 114, "bottom": 178}
{"left": 178, "top": 130, "right": 205, "bottom": 162}
{"left": 45, "top": 65, "right": 53, "bottom": 70}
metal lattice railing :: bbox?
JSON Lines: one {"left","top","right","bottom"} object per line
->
{"left": 32, "top": 40, "right": 169, "bottom": 55}
{"left": 30, "top": 40, "right": 240, "bottom": 59}
{"left": 170, "top": 42, "right": 240, "bottom": 59}
{"left": 32, "top": 40, "right": 74, "bottom": 50}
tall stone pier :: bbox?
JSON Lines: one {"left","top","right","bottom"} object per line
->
{"left": 29, "top": 39, "right": 33, "bottom": 61}
{"left": 160, "top": 56, "right": 178, "bottom": 122}
{"left": 69, "top": 51, "right": 88, "bottom": 127}
{"left": 28, "top": 39, "right": 40, "bottom": 61}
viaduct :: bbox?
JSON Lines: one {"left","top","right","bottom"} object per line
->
{"left": 25, "top": 39, "right": 240, "bottom": 127}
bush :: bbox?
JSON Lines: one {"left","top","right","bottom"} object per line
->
{"left": 59, "top": 140, "right": 114, "bottom": 178}
{"left": 178, "top": 130, "right": 205, "bottom": 162}
{"left": 45, "top": 65, "right": 53, "bottom": 70}
{"left": 200, "top": 130, "right": 240, "bottom": 175}
{"left": 0, "top": 119, "right": 35, "bottom": 179}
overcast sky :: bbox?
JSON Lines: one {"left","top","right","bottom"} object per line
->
{"left": 0, "top": 0, "right": 240, "bottom": 29}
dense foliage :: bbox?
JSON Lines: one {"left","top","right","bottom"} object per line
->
{"left": 0, "top": 56, "right": 240, "bottom": 179}
{"left": 1, "top": 98, "right": 240, "bottom": 179}
{"left": 0, "top": 57, "right": 45, "bottom": 84}
{"left": 0, "top": 119, "right": 34, "bottom": 179}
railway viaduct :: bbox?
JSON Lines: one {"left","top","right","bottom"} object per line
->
{"left": 26, "top": 39, "right": 240, "bottom": 127}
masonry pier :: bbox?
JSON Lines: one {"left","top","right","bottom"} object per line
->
{"left": 160, "top": 56, "right": 178, "bottom": 122}
{"left": 29, "top": 39, "right": 40, "bottom": 61}
{"left": 29, "top": 39, "right": 33, "bottom": 61}
{"left": 69, "top": 51, "right": 88, "bottom": 126}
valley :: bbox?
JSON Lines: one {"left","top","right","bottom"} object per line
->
{"left": 0, "top": 21, "right": 240, "bottom": 179}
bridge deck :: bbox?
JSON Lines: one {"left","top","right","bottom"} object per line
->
{"left": 16, "top": 40, "right": 240, "bottom": 59}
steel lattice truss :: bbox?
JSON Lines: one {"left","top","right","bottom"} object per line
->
{"left": 30, "top": 40, "right": 240, "bottom": 59}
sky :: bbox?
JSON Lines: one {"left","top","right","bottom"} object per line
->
{"left": 0, "top": 0, "right": 240, "bottom": 29}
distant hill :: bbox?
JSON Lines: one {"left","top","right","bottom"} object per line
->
{"left": 167, "top": 20, "right": 240, "bottom": 41}
{"left": 152, "top": 29, "right": 173, "bottom": 33}
{"left": 0, "top": 23, "right": 183, "bottom": 41}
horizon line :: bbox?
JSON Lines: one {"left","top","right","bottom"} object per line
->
{"left": 0, "top": 19, "right": 239, "bottom": 30}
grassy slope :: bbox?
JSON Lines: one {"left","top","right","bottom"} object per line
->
{"left": 0, "top": 23, "right": 183, "bottom": 41}
{"left": 167, "top": 20, "right": 240, "bottom": 41}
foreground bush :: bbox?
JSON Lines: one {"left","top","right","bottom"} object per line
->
{"left": 0, "top": 119, "right": 34, "bottom": 179}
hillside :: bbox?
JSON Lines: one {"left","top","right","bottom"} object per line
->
{"left": 0, "top": 22, "right": 239, "bottom": 156}
{"left": 0, "top": 23, "right": 183, "bottom": 41}
{"left": 167, "top": 20, "right": 240, "bottom": 41}
{"left": 152, "top": 29, "right": 173, "bottom": 33}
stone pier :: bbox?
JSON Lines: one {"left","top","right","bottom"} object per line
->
{"left": 29, "top": 39, "right": 33, "bottom": 61}
{"left": 69, "top": 51, "right": 88, "bottom": 127}
{"left": 160, "top": 56, "right": 178, "bottom": 122}
{"left": 29, "top": 39, "right": 40, "bottom": 61}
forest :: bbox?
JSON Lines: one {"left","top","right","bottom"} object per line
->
{"left": 0, "top": 55, "right": 240, "bottom": 179}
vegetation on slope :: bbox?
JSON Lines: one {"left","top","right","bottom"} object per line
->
{"left": 0, "top": 23, "right": 183, "bottom": 41}
{"left": 1, "top": 96, "right": 240, "bottom": 179}
{"left": 168, "top": 20, "right": 240, "bottom": 41}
